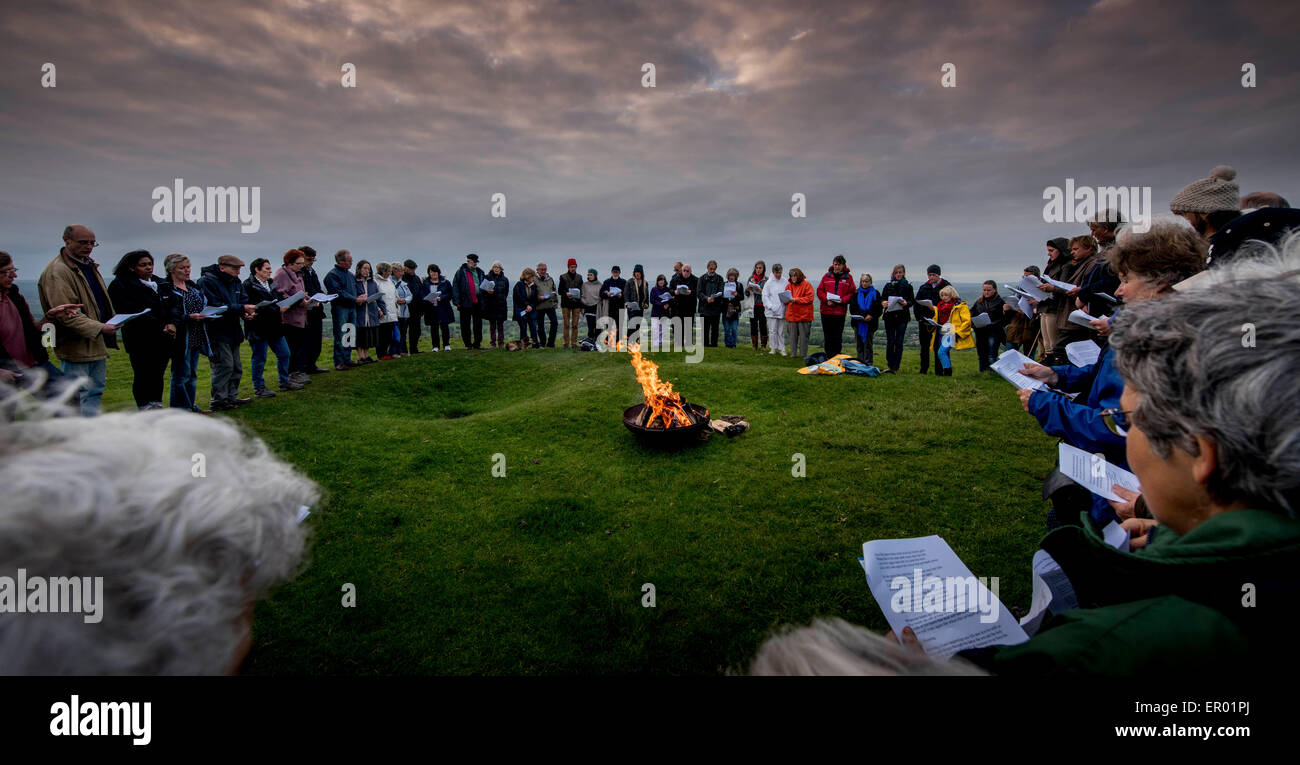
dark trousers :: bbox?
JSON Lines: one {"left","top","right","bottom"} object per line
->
{"left": 518, "top": 316, "right": 540, "bottom": 345}
{"left": 283, "top": 324, "right": 308, "bottom": 373}
{"left": 306, "top": 309, "right": 324, "bottom": 369}
{"left": 459, "top": 305, "right": 482, "bottom": 348}
{"left": 854, "top": 328, "right": 876, "bottom": 366}
{"left": 703, "top": 314, "right": 720, "bottom": 346}
{"left": 537, "top": 307, "right": 557, "bottom": 346}
{"left": 973, "top": 327, "right": 1003, "bottom": 371}
{"left": 128, "top": 344, "right": 170, "bottom": 408}
{"left": 585, "top": 309, "right": 598, "bottom": 339}
{"left": 918, "top": 322, "right": 937, "bottom": 373}
{"left": 406, "top": 314, "right": 422, "bottom": 353}
{"left": 749, "top": 312, "right": 768, "bottom": 347}
{"left": 884, "top": 320, "right": 907, "bottom": 371}
{"left": 822, "top": 313, "right": 846, "bottom": 356}
{"left": 429, "top": 321, "right": 451, "bottom": 348}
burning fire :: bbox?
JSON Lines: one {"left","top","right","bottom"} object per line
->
{"left": 628, "top": 342, "right": 695, "bottom": 428}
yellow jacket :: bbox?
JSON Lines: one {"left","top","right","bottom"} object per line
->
{"left": 929, "top": 301, "right": 975, "bottom": 351}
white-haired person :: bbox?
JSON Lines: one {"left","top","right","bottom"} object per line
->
{"left": 0, "top": 403, "right": 317, "bottom": 674}
{"left": 761, "top": 263, "right": 788, "bottom": 356}
{"left": 375, "top": 262, "right": 400, "bottom": 359}
{"left": 956, "top": 257, "right": 1300, "bottom": 675}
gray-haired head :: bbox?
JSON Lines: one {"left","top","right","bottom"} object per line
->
{"left": 1110, "top": 251, "right": 1300, "bottom": 515}
{"left": 0, "top": 408, "right": 317, "bottom": 674}
{"left": 162, "top": 253, "right": 189, "bottom": 276}
{"left": 748, "top": 618, "right": 987, "bottom": 676}
{"left": 376, "top": 262, "right": 392, "bottom": 277}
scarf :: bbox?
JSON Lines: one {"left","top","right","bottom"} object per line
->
{"left": 855, "top": 286, "right": 878, "bottom": 341}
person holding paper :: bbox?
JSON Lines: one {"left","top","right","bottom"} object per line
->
{"left": 159, "top": 253, "right": 210, "bottom": 413}
{"left": 1047, "top": 235, "right": 1102, "bottom": 362}
{"left": 1078, "top": 212, "right": 1122, "bottom": 318}
{"left": 1017, "top": 222, "right": 1206, "bottom": 527}
{"left": 957, "top": 272, "right": 1300, "bottom": 676}
{"left": 930, "top": 285, "right": 972, "bottom": 376}
{"left": 558, "top": 259, "right": 584, "bottom": 349}
{"left": 198, "top": 254, "right": 258, "bottom": 410}
{"left": 37, "top": 224, "right": 119, "bottom": 416}
{"left": 649, "top": 274, "right": 673, "bottom": 348}
{"left": 512, "top": 267, "right": 541, "bottom": 348}
{"left": 761, "top": 263, "right": 788, "bottom": 356}
{"left": 324, "top": 249, "right": 360, "bottom": 369}
{"left": 422, "top": 264, "right": 454, "bottom": 351}
{"left": 1033, "top": 239, "right": 1071, "bottom": 361}
{"left": 483, "top": 261, "right": 510, "bottom": 349}
{"left": 0, "top": 251, "right": 76, "bottom": 392}
{"left": 273, "top": 249, "right": 313, "bottom": 382}
{"left": 353, "top": 260, "right": 384, "bottom": 364}
{"left": 244, "top": 258, "right": 299, "bottom": 395}
{"left": 298, "top": 247, "right": 330, "bottom": 374}
{"left": 880, "top": 264, "right": 914, "bottom": 373}
{"left": 970, "top": 281, "right": 1007, "bottom": 372}
{"left": 784, "top": 268, "right": 815, "bottom": 359}
{"left": 668, "top": 264, "right": 699, "bottom": 334}
{"left": 393, "top": 264, "right": 414, "bottom": 357}
{"left": 914, "top": 264, "right": 950, "bottom": 374}
{"left": 375, "top": 262, "right": 400, "bottom": 358}
{"left": 698, "top": 260, "right": 724, "bottom": 348}
{"left": 815, "top": 254, "right": 854, "bottom": 357}
{"left": 721, "top": 267, "right": 743, "bottom": 348}
{"left": 107, "top": 249, "right": 177, "bottom": 410}
{"left": 745, "top": 261, "right": 768, "bottom": 351}
{"left": 534, "top": 262, "right": 558, "bottom": 348}
{"left": 847, "top": 272, "right": 881, "bottom": 366}
{"left": 399, "top": 260, "right": 425, "bottom": 354}
{"left": 597, "top": 265, "right": 627, "bottom": 345}
{"left": 451, "top": 253, "right": 485, "bottom": 350}
{"left": 581, "top": 268, "right": 602, "bottom": 340}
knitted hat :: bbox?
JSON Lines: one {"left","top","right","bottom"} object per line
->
{"left": 587, "top": 268, "right": 598, "bottom": 276}
{"left": 611, "top": 265, "right": 621, "bottom": 272}
{"left": 633, "top": 264, "right": 643, "bottom": 274}
{"left": 567, "top": 258, "right": 577, "bottom": 268}
{"left": 1170, "top": 165, "right": 1240, "bottom": 214}
{"left": 927, "top": 264, "right": 942, "bottom": 275}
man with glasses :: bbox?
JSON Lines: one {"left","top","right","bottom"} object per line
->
{"left": 37, "top": 224, "right": 119, "bottom": 415}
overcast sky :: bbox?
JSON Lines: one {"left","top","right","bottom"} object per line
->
{"left": 2, "top": 0, "right": 1296, "bottom": 285}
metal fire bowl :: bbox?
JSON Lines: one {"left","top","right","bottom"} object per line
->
{"left": 622, "top": 402, "right": 711, "bottom": 448}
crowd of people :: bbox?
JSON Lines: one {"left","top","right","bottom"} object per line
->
{"left": 752, "top": 165, "right": 1300, "bottom": 675}
{"left": 2, "top": 165, "right": 1297, "bottom": 677}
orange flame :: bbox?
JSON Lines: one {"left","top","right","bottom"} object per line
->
{"left": 628, "top": 342, "right": 693, "bottom": 428}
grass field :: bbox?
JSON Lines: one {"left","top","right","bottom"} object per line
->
{"left": 94, "top": 326, "right": 1058, "bottom": 675}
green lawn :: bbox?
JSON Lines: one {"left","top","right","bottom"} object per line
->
{"left": 97, "top": 330, "right": 1058, "bottom": 674}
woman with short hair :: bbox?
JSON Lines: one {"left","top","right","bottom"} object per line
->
{"left": 880, "top": 264, "right": 914, "bottom": 373}
{"left": 245, "top": 258, "right": 299, "bottom": 394}
{"left": 375, "top": 262, "right": 400, "bottom": 358}
{"left": 161, "top": 253, "right": 211, "bottom": 413}
{"left": 272, "top": 249, "right": 312, "bottom": 383}
{"left": 107, "top": 249, "right": 177, "bottom": 409}
{"left": 422, "top": 264, "right": 454, "bottom": 351}
{"left": 354, "top": 260, "right": 383, "bottom": 363}
{"left": 784, "top": 267, "right": 815, "bottom": 359}
{"left": 971, "top": 281, "right": 1007, "bottom": 372}
{"left": 847, "top": 273, "right": 882, "bottom": 365}
{"left": 816, "top": 254, "right": 854, "bottom": 357}
{"left": 484, "top": 261, "right": 509, "bottom": 349}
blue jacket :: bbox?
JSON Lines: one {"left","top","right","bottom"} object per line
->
{"left": 1028, "top": 344, "right": 1127, "bottom": 524}
{"left": 323, "top": 266, "right": 358, "bottom": 302}
{"left": 197, "top": 264, "right": 249, "bottom": 344}
{"left": 423, "top": 278, "right": 454, "bottom": 324}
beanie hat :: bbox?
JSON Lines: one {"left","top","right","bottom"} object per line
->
{"left": 567, "top": 258, "right": 577, "bottom": 268}
{"left": 587, "top": 268, "right": 598, "bottom": 277}
{"left": 927, "top": 264, "right": 942, "bottom": 276}
{"left": 1170, "top": 165, "right": 1240, "bottom": 214}
{"left": 633, "top": 264, "right": 643, "bottom": 274}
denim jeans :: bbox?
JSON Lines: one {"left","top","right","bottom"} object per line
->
{"left": 331, "top": 304, "right": 356, "bottom": 367}
{"left": 250, "top": 335, "right": 291, "bottom": 390}
{"left": 722, "top": 316, "right": 739, "bottom": 347}
{"left": 60, "top": 358, "right": 108, "bottom": 416}
{"left": 170, "top": 345, "right": 202, "bottom": 411}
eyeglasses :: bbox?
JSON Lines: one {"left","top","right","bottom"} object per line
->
{"left": 1100, "top": 407, "right": 1132, "bottom": 437}
{"left": 0, "top": 267, "right": 17, "bottom": 276}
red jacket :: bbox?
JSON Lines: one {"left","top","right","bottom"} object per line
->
{"left": 785, "top": 280, "right": 815, "bottom": 322}
{"left": 816, "top": 269, "right": 854, "bottom": 316}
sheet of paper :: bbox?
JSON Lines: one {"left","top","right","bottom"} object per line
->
{"left": 992, "top": 349, "right": 1047, "bottom": 391}
{"left": 885, "top": 295, "right": 905, "bottom": 311}
{"left": 104, "top": 308, "right": 150, "bottom": 325}
{"left": 971, "top": 312, "right": 991, "bottom": 328}
{"left": 1017, "top": 297, "right": 1034, "bottom": 318}
{"left": 1065, "top": 340, "right": 1101, "bottom": 367}
{"left": 915, "top": 299, "right": 934, "bottom": 308}
{"left": 1101, "top": 520, "right": 1131, "bottom": 552}
{"left": 1057, "top": 442, "right": 1142, "bottom": 502}
{"left": 277, "top": 290, "right": 306, "bottom": 309}
{"left": 1016, "top": 276, "right": 1050, "bottom": 302}
{"left": 308, "top": 292, "right": 337, "bottom": 303}
{"left": 1095, "top": 292, "right": 1118, "bottom": 304}
{"left": 779, "top": 290, "right": 793, "bottom": 304}
{"left": 423, "top": 291, "right": 440, "bottom": 303}
{"left": 862, "top": 536, "right": 1027, "bottom": 658}
{"left": 1042, "top": 275, "right": 1078, "bottom": 291}
{"left": 365, "top": 291, "right": 382, "bottom": 303}
{"left": 198, "top": 305, "right": 227, "bottom": 317}
{"left": 826, "top": 292, "right": 841, "bottom": 302}
{"left": 723, "top": 283, "right": 737, "bottom": 297}
{"left": 1068, "top": 309, "right": 1097, "bottom": 328}
{"left": 1019, "top": 549, "right": 1080, "bottom": 636}
{"left": 608, "top": 286, "right": 622, "bottom": 296}
{"left": 568, "top": 288, "right": 581, "bottom": 298}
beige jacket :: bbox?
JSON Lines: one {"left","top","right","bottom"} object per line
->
{"left": 38, "top": 249, "right": 114, "bottom": 363}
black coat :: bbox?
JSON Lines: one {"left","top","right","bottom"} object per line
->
{"left": 972, "top": 295, "right": 1008, "bottom": 330}
{"left": 106, "top": 274, "right": 175, "bottom": 355}
{"left": 698, "top": 272, "right": 725, "bottom": 316}
{"left": 881, "top": 278, "right": 915, "bottom": 326}
{"left": 512, "top": 280, "right": 539, "bottom": 322}
{"left": 302, "top": 266, "right": 325, "bottom": 317}
{"left": 422, "top": 278, "right": 454, "bottom": 325}
{"left": 914, "top": 278, "right": 950, "bottom": 321}
{"left": 668, "top": 273, "right": 698, "bottom": 317}
{"left": 482, "top": 271, "right": 509, "bottom": 321}
{"left": 198, "top": 264, "right": 249, "bottom": 344}
{"left": 242, "top": 276, "right": 285, "bottom": 343}
{"left": 847, "top": 287, "right": 884, "bottom": 333}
